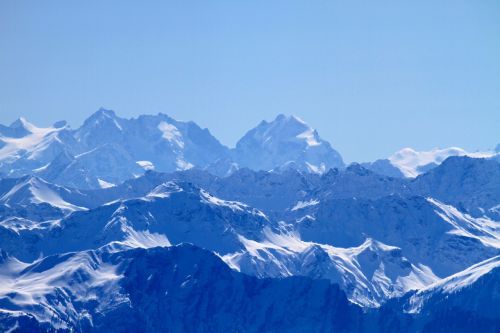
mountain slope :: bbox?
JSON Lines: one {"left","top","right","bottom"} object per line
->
{"left": 411, "top": 156, "right": 500, "bottom": 218}
{"left": 0, "top": 176, "right": 88, "bottom": 212}
{"left": 391, "top": 256, "right": 500, "bottom": 332}
{"left": 1, "top": 245, "right": 497, "bottom": 333}
{"left": 0, "top": 181, "right": 273, "bottom": 261}
{"left": 0, "top": 177, "right": 445, "bottom": 307}
{"left": 295, "top": 195, "right": 500, "bottom": 277}
{"left": 0, "top": 244, "right": 364, "bottom": 333}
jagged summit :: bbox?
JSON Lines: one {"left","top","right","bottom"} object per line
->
{"left": 0, "top": 110, "right": 349, "bottom": 187}
{"left": 232, "top": 114, "right": 344, "bottom": 174}
{"left": 88, "top": 107, "right": 118, "bottom": 120}
{"left": 0, "top": 109, "right": 496, "bottom": 189}
{"left": 10, "top": 117, "right": 33, "bottom": 130}
{"left": 237, "top": 114, "right": 323, "bottom": 149}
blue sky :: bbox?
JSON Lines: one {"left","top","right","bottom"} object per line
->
{"left": 0, "top": 0, "right": 499, "bottom": 162}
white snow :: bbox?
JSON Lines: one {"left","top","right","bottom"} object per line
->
{"left": 406, "top": 256, "right": 500, "bottom": 314}
{"left": 98, "top": 179, "right": 116, "bottom": 189}
{"left": 158, "top": 121, "right": 184, "bottom": 148}
{"left": 223, "top": 230, "right": 439, "bottom": 307}
{"left": 388, "top": 147, "right": 497, "bottom": 178}
{"left": 296, "top": 128, "right": 321, "bottom": 146}
{"left": 428, "top": 198, "right": 500, "bottom": 248}
{"left": 0, "top": 177, "right": 86, "bottom": 212}
{"left": 432, "top": 256, "right": 500, "bottom": 293}
{"left": 176, "top": 158, "right": 194, "bottom": 170}
{"left": 146, "top": 182, "right": 183, "bottom": 199}
{"left": 136, "top": 160, "right": 155, "bottom": 171}
{"left": 0, "top": 119, "right": 65, "bottom": 163}
{"left": 122, "top": 228, "right": 171, "bottom": 248}
{"left": 291, "top": 199, "right": 320, "bottom": 211}
{"left": 200, "top": 189, "right": 247, "bottom": 212}
{"left": 305, "top": 162, "right": 326, "bottom": 174}
{"left": 0, "top": 250, "right": 123, "bottom": 329}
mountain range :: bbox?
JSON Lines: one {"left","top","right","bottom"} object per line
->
{"left": 0, "top": 109, "right": 499, "bottom": 332}
{"left": 3, "top": 108, "right": 495, "bottom": 190}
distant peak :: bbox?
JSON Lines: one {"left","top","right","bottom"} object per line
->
{"left": 80, "top": 108, "right": 122, "bottom": 131}
{"left": 391, "top": 147, "right": 467, "bottom": 158}
{"left": 10, "top": 117, "right": 32, "bottom": 130}
{"left": 8, "top": 117, "right": 37, "bottom": 136}
{"left": 274, "top": 114, "right": 287, "bottom": 121}
{"left": 94, "top": 107, "right": 117, "bottom": 118}
{"left": 273, "top": 114, "right": 308, "bottom": 126}
{"left": 387, "top": 146, "right": 489, "bottom": 178}
{"left": 254, "top": 114, "right": 312, "bottom": 135}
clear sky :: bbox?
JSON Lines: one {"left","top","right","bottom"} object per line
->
{"left": 1, "top": 1, "right": 499, "bottom": 162}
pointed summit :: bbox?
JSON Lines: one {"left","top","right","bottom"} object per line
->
{"left": 233, "top": 114, "right": 344, "bottom": 173}
{"left": 80, "top": 108, "right": 120, "bottom": 129}
{"left": 4, "top": 117, "right": 33, "bottom": 137}
{"left": 273, "top": 114, "right": 308, "bottom": 126}
{"left": 92, "top": 107, "right": 117, "bottom": 118}
{"left": 75, "top": 108, "right": 124, "bottom": 147}
{"left": 236, "top": 114, "right": 318, "bottom": 150}
{"left": 10, "top": 117, "right": 31, "bottom": 129}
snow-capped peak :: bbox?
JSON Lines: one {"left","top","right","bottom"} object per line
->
{"left": 388, "top": 147, "right": 496, "bottom": 178}
{"left": 78, "top": 108, "right": 122, "bottom": 132}
{"left": 0, "top": 119, "right": 66, "bottom": 165}
{"left": 250, "top": 114, "right": 316, "bottom": 144}
{"left": 91, "top": 107, "right": 118, "bottom": 120}
{"left": 9, "top": 117, "right": 35, "bottom": 133}
{"left": 8, "top": 117, "right": 54, "bottom": 136}
{"left": 233, "top": 114, "right": 344, "bottom": 173}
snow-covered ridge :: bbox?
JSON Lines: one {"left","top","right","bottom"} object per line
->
{"left": 0, "top": 109, "right": 230, "bottom": 188}
{"left": 0, "top": 110, "right": 346, "bottom": 188}
{"left": 388, "top": 147, "right": 497, "bottom": 178}
{"left": 406, "top": 255, "right": 500, "bottom": 314}
{"left": 2, "top": 110, "right": 497, "bottom": 186}
{"left": 0, "top": 176, "right": 86, "bottom": 212}
{"left": 0, "top": 118, "right": 68, "bottom": 164}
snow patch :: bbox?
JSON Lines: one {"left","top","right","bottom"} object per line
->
{"left": 147, "top": 182, "right": 183, "bottom": 199}
{"left": 176, "top": 158, "right": 194, "bottom": 170}
{"left": 200, "top": 189, "right": 246, "bottom": 212}
{"left": 296, "top": 129, "right": 321, "bottom": 147}
{"left": 291, "top": 199, "right": 320, "bottom": 211}
{"left": 136, "top": 160, "right": 155, "bottom": 171}
{"left": 98, "top": 179, "right": 115, "bottom": 189}
{"left": 122, "top": 228, "right": 171, "bottom": 248}
{"left": 158, "top": 121, "right": 184, "bottom": 148}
